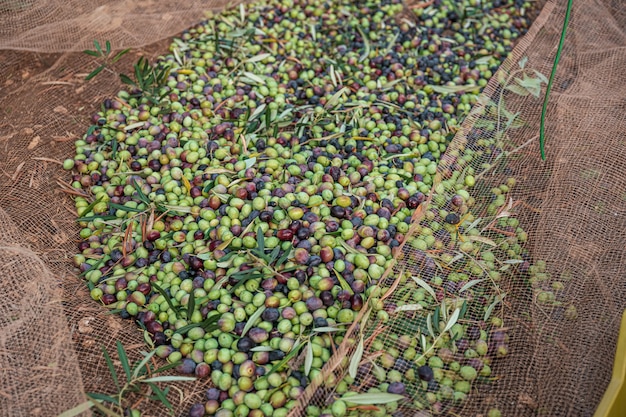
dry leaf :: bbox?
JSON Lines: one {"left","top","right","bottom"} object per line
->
{"left": 27, "top": 136, "right": 41, "bottom": 150}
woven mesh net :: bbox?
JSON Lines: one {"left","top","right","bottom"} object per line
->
{"left": 1, "top": 0, "right": 625, "bottom": 416}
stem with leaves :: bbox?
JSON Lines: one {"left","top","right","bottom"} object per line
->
{"left": 83, "top": 40, "right": 130, "bottom": 81}
{"left": 59, "top": 342, "right": 194, "bottom": 417}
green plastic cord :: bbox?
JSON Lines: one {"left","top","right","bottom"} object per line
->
{"left": 539, "top": 0, "right": 574, "bottom": 160}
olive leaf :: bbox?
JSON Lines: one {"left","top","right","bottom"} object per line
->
{"left": 242, "top": 72, "right": 266, "bottom": 85}
{"left": 186, "top": 291, "right": 196, "bottom": 321}
{"left": 250, "top": 346, "right": 274, "bottom": 352}
{"left": 142, "top": 376, "right": 196, "bottom": 383}
{"left": 132, "top": 349, "right": 157, "bottom": 379}
{"left": 340, "top": 392, "right": 405, "bottom": 405}
{"left": 519, "top": 56, "right": 528, "bottom": 69}
{"left": 101, "top": 346, "right": 120, "bottom": 391}
{"left": 333, "top": 268, "right": 354, "bottom": 294}
{"left": 349, "top": 335, "right": 365, "bottom": 379}
{"left": 304, "top": 341, "right": 314, "bottom": 376}
{"left": 394, "top": 304, "right": 424, "bottom": 312}
{"left": 475, "top": 55, "right": 493, "bottom": 65}
{"left": 442, "top": 308, "right": 461, "bottom": 334}
{"left": 249, "top": 104, "right": 267, "bottom": 121}
{"left": 459, "top": 279, "right": 485, "bottom": 293}
{"left": 242, "top": 306, "right": 265, "bottom": 337}
{"left": 426, "top": 313, "right": 435, "bottom": 338}
{"left": 312, "top": 326, "right": 345, "bottom": 333}
{"left": 428, "top": 84, "right": 482, "bottom": 94}
{"left": 412, "top": 276, "right": 437, "bottom": 301}
{"left": 245, "top": 53, "right": 271, "bottom": 63}
{"left": 57, "top": 400, "right": 95, "bottom": 417}
{"left": 485, "top": 293, "right": 507, "bottom": 321}
{"left": 466, "top": 235, "right": 497, "bottom": 247}
{"left": 115, "top": 341, "right": 132, "bottom": 383}
{"left": 151, "top": 282, "right": 180, "bottom": 316}
{"left": 356, "top": 26, "right": 370, "bottom": 63}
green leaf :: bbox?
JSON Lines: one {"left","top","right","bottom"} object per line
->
{"left": 426, "top": 314, "right": 435, "bottom": 338}
{"left": 459, "top": 300, "right": 469, "bottom": 319}
{"left": 86, "top": 396, "right": 120, "bottom": 417}
{"left": 131, "top": 179, "right": 151, "bottom": 206}
{"left": 246, "top": 53, "right": 271, "bottom": 63}
{"left": 146, "top": 382, "right": 173, "bottom": 411}
{"left": 516, "top": 75, "right": 543, "bottom": 98}
{"left": 420, "top": 334, "right": 428, "bottom": 352}
{"left": 466, "top": 235, "right": 497, "bottom": 247}
{"left": 533, "top": 69, "right": 549, "bottom": 85}
{"left": 427, "top": 84, "right": 481, "bottom": 94}
{"left": 505, "top": 83, "right": 531, "bottom": 97}
{"left": 101, "top": 346, "right": 120, "bottom": 391}
{"left": 119, "top": 73, "right": 136, "bottom": 87}
{"left": 116, "top": 341, "right": 131, "bottom": 382}
{"left": 111, "top": 137, "right": 118, "bottom": 159}
{"left": 76, "top": 197, "right": 102, "bottom": 218}
{"left": 152, "top": 361, "right": 183, "bottom": 374}
{"left": 503, "top": 259, "right": 524, "bottom": 264}
{"left": 275, "top": 245, "right": 293, "bottom": 266}
{"left": 105, "top": 40, "right": 111, "bottom": 55}
{"left": 267, "top": 246, "right": 281, "bottom": 263}
{"left": 484, "top": 293, "right": 506, "bottom": 321}
{"left": 356, "top": 26, "right": 370, "bottom": 63}
{"left": 242, "top": 306, "right": 265, "bottom": 337}
{"left": 250, "top": 346, "right": 274, "bottom": 352}
{"left": 474, "top": 55, "right": 493, "bottom": 66}
{"left": 262, "top": 339, "right": 305, "bottom": 379}
{"left": 86, "top": 125, "right": 98, "bottom": 136}
{"left": 349, "top": 335, "right": 364, "bottom": 379}
{"left": 459, "top": 279, "right": 485, "bottom": 293}
{"left": 109, "top": 203, "right": 144, "bottom": 213}
{"left": 151, "top": 282, "right": 179, "bottom": 316}
{"left": 394, "top": 303, "right": 424, "bottom": 312}
{"left": 86, "top": 392, "right": 119, "bottom": 405}
{"left": 442, "top": 308, "right": 461, "bottom": 334}
{"left": 132, "top": 349, "right": 157, "bottom": 379}
{"left": 94, "top": 40, "right": 103, "bottom": 56}
{"left": 83, "top": 49, "right": 100, "bottom": 57}
{"left": 411, "top": 276, "right": 437, "bottom": 301}
{"left": 243, "top": 157, "right": 257, "bottom": 170}
{"left": 256, "top": 227, "right": 265, "bottom": 254}
{"left": 312, "top": 326, "right": 345, "bottom": 333}
{"left": 142, "top": 376, "right": 196, "bottom": 383}
{"left": 304, "top": 342, "right": 313, "bottom": 376}
{"left": 112, "top": 48, "right": 131, "bottom": 63}
{"left": 186, "top": 292, "right": 195, "bottom": 321}
{"left": 79, "top": 258, "right": 105, "bottom": 277}
{"left": 203, "top": 180, "right": 215, "bottom": 193}
{"left": 242, "top": 72, "right": 266, "bottom": 85}
{"left": 325, "top": 87, "right": 348, "bottom": 109}
{"left": 518, "top": 56, "right": 528, "bottom": 69}
{"left": 340, "top": 392, "right": 405, "bottom": 405}
{"left": 333, "top": 269, "right": 354, "bottom": 294}
{"left": 432, "top": 306, "right": 440, "bottom": 332}
{"left": 76, "top": 214, "right": 117, "bottom": 222}
{"left": 57, "top": 400, "right": 94, "bottom": 417}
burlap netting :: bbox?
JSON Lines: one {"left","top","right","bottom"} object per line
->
{"left": 1, "top": 0, "right": 625, "bottom": 416}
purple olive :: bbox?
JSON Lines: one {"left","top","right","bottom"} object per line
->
{"left": 188, "top": 404, "right": 205, "bottom": 417}
{"left": 305, "top": 296, "right": 323, "bottom": 311}
{"left": 418, "top": 365, "right": 434, "bottom": 381}
{"left": 388, "top": 381, "right": 406, "bottom": 395}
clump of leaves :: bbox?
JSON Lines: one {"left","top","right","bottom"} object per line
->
{"left": 59, "top": 341, "right": 195, "bottom": 417}
{"left": 83, "top": 40, "right": 170, "bottom": 105}
{"left": 120, "top": 57, "right": 171, "bottom": 105}
{"left": 83, "top": 40, "right": 130, "bottom": 81}
{"left": 201, "top": 227, "right": 297, "bottom": 292}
